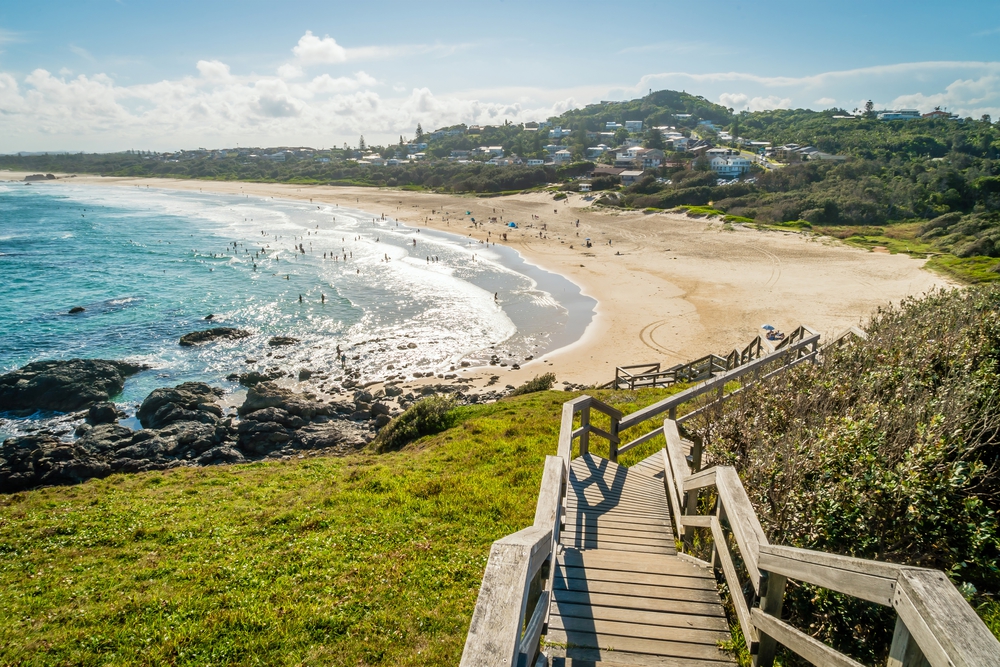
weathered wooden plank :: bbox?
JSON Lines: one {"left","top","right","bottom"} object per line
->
{"left": 552, "top": 648, "right": 734, "bottom": 667}
{"left": 551, "top": 588, "right": 726, "bottom": 617}
{"left": 553, "top": 577, "right": 724, "bottom": 603}
{"left": 893, "top": 568, "right": 1000, "bottom": 667}
{"left": 683, "top": 468, "right": 718, "bottom": 492}
{"left": 566, "top": 488, "right": 669, "bottom": 504}
{"left": 551, "top": 601, "right": 729, "bottom": 632}
{"left": 682, "top": 515, "right": 713, "bottom": 529}
{"left": 545, "top": 627, "right": 735, "bottom": 662}
{"left": 559, "top": 541, "right": 672, "bottom": 555}
{"left": 588, "top": 396, "right": 624, "bottom": 420}
{"left": 751, "top": 609, "right": 865, "bottom": 667}
{"left": 517, "top": 587, "right": 548, "bottom": 666}
{"left": 758, "top": 544, "right": 899, "bottom": 606}
{"left": 559, "top": 549, "right": 708, "bottom": 576}
{"left": 557, "top": 566, "right": 720, "bottom": 592}
{"left": 560, "top": 522, "right": 673, "bottom": 539}
{"left": 711, "top": 516, "right": 758, "bottom": 653}
{"left": 558, "top": 535, "right": 675, "bottom": 552}
{"left": 559, "top": 531, "right": 674, "bottom": 549}
{"left": 548, "top": 614, "right": 730, "bottom": 646}
{"left": 617, "top": 427, "right": 664, "bottom": 455}
{"left": 562, "top": 514, "right": 673, "bottom": 530}
{"left": 714, "top": 467, "right": 768, "bottom": 591}
{"left": 558, "top": 401, "right": 578, "bottom": 461}
{"left": 459, "top": 525, "right": 551, "bottom": 667}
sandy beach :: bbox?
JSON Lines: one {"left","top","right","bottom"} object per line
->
{"left": 2, "top": 172, "right": 950, "bottom": 387}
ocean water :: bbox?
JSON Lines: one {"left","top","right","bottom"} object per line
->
{"left": 0, "top": 181, "right": 594, "bottom": 438}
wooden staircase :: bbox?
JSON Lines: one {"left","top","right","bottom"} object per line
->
{"left": 461, "top": 327, "right": 1000, "bottom": 667}
{"left": 546, "top": 454, "right": 734, "bottom": 666}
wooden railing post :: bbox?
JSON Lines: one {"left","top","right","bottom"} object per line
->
{"left": 754, "top": 571, "right": 787, "bottom": 667}
{"left": 578, "top": 406, "right": 590, "bottom": 456}
{"left": 608, "top": 413, "right": 620, "bottom": 463}
{"left": 887, "top": 615, "right": 929, "bottom": 667}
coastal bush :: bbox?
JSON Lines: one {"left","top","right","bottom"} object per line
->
{"left": 509, "top": 373, "right": 557, "bottom": 396}
{"left": 372, "top": 395, "right": 457, "bottom": 453}
{"left": 702, "top": 286, "right": 1000, "bottom": 663}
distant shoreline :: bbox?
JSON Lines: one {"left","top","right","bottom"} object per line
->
{"left": 0, "top": 170, "right": 950, "bottom": 388}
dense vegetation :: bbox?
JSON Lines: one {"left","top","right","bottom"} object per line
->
{"left": 0, "top": 388, "right": 680, "bottom": 666}
{"left": 706, "top": 287, "right": 1000, "bottom": 664}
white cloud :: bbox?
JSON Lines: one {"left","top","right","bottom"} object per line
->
{"left": 196, "top": 59, "right": 231, "bottom": 82}
{"left": 719, "top": 92, "right": 792, "bottom": 112}
{"left": 814, "top": 97, "right": 836, "bottom": 106}
{"left": 277, "top": 63, "right": 304, "bottom": 79}
{"left": 69, "top": 44, "right": 95, "bottom": 62}
{"left": 292, "top": 31, "right": 347, "bottom": 65}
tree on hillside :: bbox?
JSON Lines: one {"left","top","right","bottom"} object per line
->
{"left": 415, "top": 124, "right": 424, "bottom": 141}
{"left": 864, "top": 100, "right": 875, "bottom": 119}
{"left": 644, "top": 126, "right": 665, "bottom": 149}
{"left": 359, "top": 135, "right": 366, "bottom": 151}
{"left": 731, "top": 115, "right": 740, "bottom": 142}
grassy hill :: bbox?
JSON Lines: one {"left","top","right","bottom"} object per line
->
{"left": 0, "top": 388, "right": 675, "bottom": 666}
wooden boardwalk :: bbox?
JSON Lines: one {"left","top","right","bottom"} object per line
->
{"left": 546, "top": 454, "right": 735, "bottom": 666}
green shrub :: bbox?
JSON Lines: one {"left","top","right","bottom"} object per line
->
{"left": 553, "top": 192, "right": 567, "bottom": 200}
{"left": 509, "top": 373, "right": 556, "bottom": 396}
{"left": 372, "top": 395, "right": 458, "bottom": 453}
{"left": 705, "top": 286, "right": 1000, "bottom": 662}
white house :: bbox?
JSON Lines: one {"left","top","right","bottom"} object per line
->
{"left": 526, "top": 158, "right": 545, "bottom": 166}
{"left": 710, "top": 156, "right": 751, "bottom": 177}
{"left": 544, "top": 144, "right": 568, "bottom": 154}
{"left": 586, "top": 144, "right": 611, "bottom": 158}
{"left": 554, "top": 149, "right": 574, "bottom": 164}
{"left": 605, "top": 121, "right": 623, "bottom": 130}
{"left": 878, "top": 109, "right": 921, "bottom": 121}
{"left": 624, "top": 120, "right": 643, "bottom": 132}
{"left": 549, "top": 126, "right": 572, "bottom": 139}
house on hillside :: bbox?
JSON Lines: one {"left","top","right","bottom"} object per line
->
{"left": 526, "top": 158, "right": 545, "bottom": 166}
{"left": 523, "top": 121, "right": 540, "bottom": 131}
{"left": 554, "top": 149, "right": 574, "bottom": 164}
{"left": 586, "top": 144, "right": 611, "bottom": 158}
{"left": 877, "top": 109, "right": 921, "bottom": 121}
{"left": 549, "top": 126, "right": 572, "bottom": 139}
{"left": 923, "top": 109, "right": 959, "bottom": 120}
{"left": 620, "top": 170, "right": 646, "bottom": 186}
{"left": 624, "top": 120, "right": 643, "bottom": 132}
{"left": 710, "top": 156, "right": 750, "bottom": 177}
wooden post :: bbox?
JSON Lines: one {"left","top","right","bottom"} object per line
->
{"left": 578, "top": 407, "right": 590, "bottom": 457}
{"left": 668, "top": 406, "right": 677, "bottom": 421}
{"left": 754, "top": 571, "right": 787, "bottom": 667}
{"left": 608, "top": 413, "right": 620, "bottom": 463}
{"left": 683, "top": 433, "right": 703, "bottom": 551}
{"left": 887, "top": 615, "right": 930, "bottom": 667}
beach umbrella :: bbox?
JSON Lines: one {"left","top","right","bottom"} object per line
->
{"left": 761, "top": 324, "right": 775, "bottom": 330}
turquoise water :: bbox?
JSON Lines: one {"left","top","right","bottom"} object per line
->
{"left": 0, "top": 181, "right": 594, "bottom": 437}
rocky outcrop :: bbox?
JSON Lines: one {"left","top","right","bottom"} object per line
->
{"left": 238, "top": 382, "right": 331, "bottom": 419}
{"left": 0, "top": 359, "right": 147, "bottom": 413}
{"left": 87, "top": 402, "right": 121, "bottom": 425}
{"left": 136, "top": 382, "right": 224, "bottom": 429}
{"left": 0, "top": 434, "right": 111, "bottom": 492}
{"left": 179, "top": 328, "right": 250, "bottom": 346}
{"left": 267, "top": 336, "right": 299, "bottom": 347}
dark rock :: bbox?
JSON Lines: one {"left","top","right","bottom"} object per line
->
{"left": 374, "top": 414, "right": 392, "bottom": 429}
{"left": 371, "top": 402, "right": 391, "bottom": 417}
{"left": 298, "top": 368, "right": 313, "bottom": 381}
{"left": 349, "top": 410, "right": 371, "bottom": 421}
{"left": 179, "top": 327, "right": 250, "bottom": 346}
{"left": 511, "top": 364, "right": 521, "bottom": 370}
{"left": 75, "top": 422, "right": 92, "bottom": 437}
{"left": 78, "top": 423, "right": 135, "bottom": 453}
{"left": 0, "top": 359, "right": 147, "bottom": 412}
{"left": 243, "top": 407, "right": 307, "bottom": 429}
{"left": 68, "top": 306, "right": 86, "bottom": 314}
{"left": 268, "top": 336, "right": 299, "bottom": 347}
{"left": 385, "top": 385, "right": 403, "bottom": 397}
{"left": 87, "top": 402, "right": 120, "bottom": 425}
{"left": 198, "top": 446, "right": 245, "bottom": 465}
{"left": 0, "top": 434, "right": 111, "bottom": 492}
{"left": 460, "top": 361, "right": 471, "bottom": 367}
{"left": 136, "top": 382, "right": 224, "bottom": 429}
{"left": 238, "top": 370, "right": 283, "bottom": 387}
{"left": 238, "top": 382, "right": 330, "bottom": 419}
{"left": 204, "top": 314, "right": 214, "bottom": 320}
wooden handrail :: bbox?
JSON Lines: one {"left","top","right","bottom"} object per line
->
{"left": 661, "top": 418, "right": 1000, "bottom": 667}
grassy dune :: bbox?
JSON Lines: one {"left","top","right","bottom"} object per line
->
{"left": 0, "top": 388, "right": 679, "bottom": 666}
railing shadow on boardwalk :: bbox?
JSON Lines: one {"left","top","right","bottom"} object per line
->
{"left": 459, "top": 325, "right": 1000, "bottom": 667}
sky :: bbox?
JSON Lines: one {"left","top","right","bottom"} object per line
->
{"left": 1, "top": 0, "right": 999, "bottom": 152}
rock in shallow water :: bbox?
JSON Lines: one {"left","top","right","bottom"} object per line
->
{"left": 178, "top": 327, "right": 250, "bottom": 346}
{"left": 0, "top": 359, "right": 148, "bottom": 413}
{"left": 136, "top": 382, "right": 225, "bottom": 429}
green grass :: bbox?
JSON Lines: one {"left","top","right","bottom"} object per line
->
{"left": 925, "top": 254, "right": 1000, "bottom": 283}
{"left": 0, "top": 388, "right": 683, "bottom": 666}
{"left": 678, "top": 205, "right": 725, "bottom": 218}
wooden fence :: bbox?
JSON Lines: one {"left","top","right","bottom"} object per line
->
{"left": 461, "top": 325, "right": 1000, "bottom": 666}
